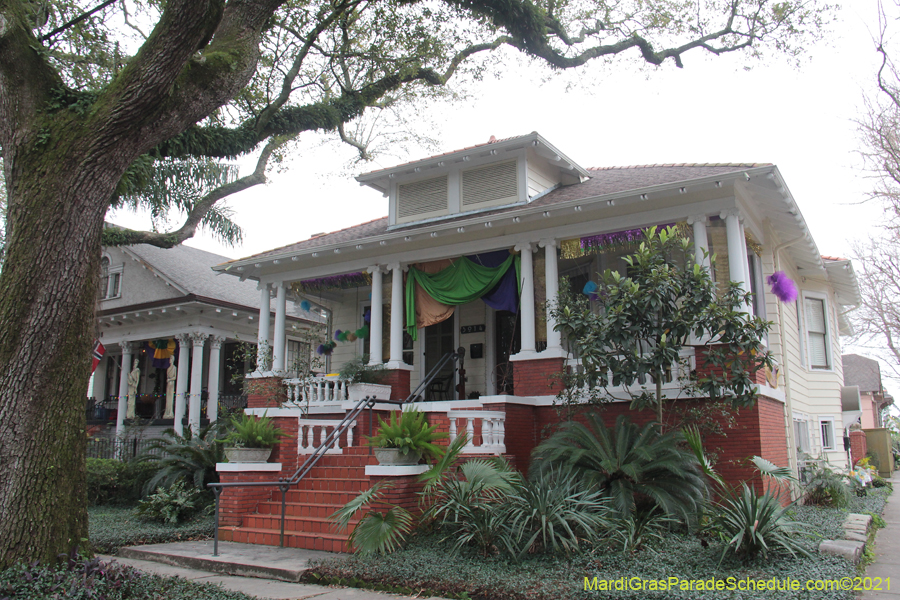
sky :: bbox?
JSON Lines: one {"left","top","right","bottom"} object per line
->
{"left": 106, "top": 2, "right": 900, "bottom": 399}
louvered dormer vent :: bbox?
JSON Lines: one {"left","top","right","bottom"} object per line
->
{"left": 462, "top": 160, "right": 518, "bottom": 208}
{"left": 397, "top": 175, "right": 449, "bottom": 223}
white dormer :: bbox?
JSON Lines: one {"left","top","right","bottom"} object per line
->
{"left": 356, "top": 132, "right": 589, "bottom": 227}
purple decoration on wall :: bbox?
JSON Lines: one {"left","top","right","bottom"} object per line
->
{"left": 334, "top": 329, "right": 343, "bottom": 341}
{"left": 580, "top": 223, "right": 676, "bottom": 251}
{"left": 767, "top": 271, "right": 798, "bottom": 303}
{"left": 316, "top": 344, "right": 326, "bottom": 355}
{"left": 363, "top": 308, "right": 371, "bottom": 324}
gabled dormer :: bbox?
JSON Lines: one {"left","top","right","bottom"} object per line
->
{"left": 356, "top": 132, "right": 589, "bottom": 227}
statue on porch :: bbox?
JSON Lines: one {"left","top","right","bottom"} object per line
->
{"left": 126, "top": 359, "right": 140, "bottom": 419}
{"left": 163, "top": 363, "right": 176, "bottom": 419}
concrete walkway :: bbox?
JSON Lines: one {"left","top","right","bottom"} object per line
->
{"left": 104, "top": 541, "right": 449, "bottom": 600}
{"left": 861, "top": 472, "right": 900, "bottom": 599}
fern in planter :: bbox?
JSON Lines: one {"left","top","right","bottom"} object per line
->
{"left": 219, "top": 411, "right": 287, "bottom": 449}
{"left": 339, "top": 355, "right": 388, "bottom": 384}
{"left": 367, "top": 410, "right": 447, "bottom": 459}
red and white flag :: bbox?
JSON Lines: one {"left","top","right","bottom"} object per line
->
{"left": 91, "top": 340, "right": 105, "bottom": 373}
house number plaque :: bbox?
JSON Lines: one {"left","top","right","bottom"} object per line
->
{"left": 460, "top": 324, "right": 486, "bottom": 334}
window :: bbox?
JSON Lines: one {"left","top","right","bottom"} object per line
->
{"left": 819, "top": 417, "right": 835, "bottom": 450}
{"left": 803, "top": 296, "right": 829, "bottom": 369}
{"left": 99, "top": 257, "right": 122, "bottom": 300}
{"left": 286, "top": 339, "right": 312, "bottom": 377}
{"left": 793, "top": 418, "right": 810, "bottom": 454}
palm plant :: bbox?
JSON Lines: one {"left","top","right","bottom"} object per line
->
{"left": 137, "top": 423, "right": 226, "bottom": 495}
{"left": 330, "top": 483, "right": 414, "bottom": 555}
{"left": 530, "top": 414, "right": 707, "bottom": 519}
{"left": 505, "top": 465, "right": 613, "bottom": 559}
{"left": 706, "top": 484, "right": 812, "bottom": 565}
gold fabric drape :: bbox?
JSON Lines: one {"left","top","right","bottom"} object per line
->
{"left": 412, "top": 259, "right": 456, "bottom": 330}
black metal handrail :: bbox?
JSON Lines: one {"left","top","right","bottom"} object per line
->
{"left": 207, "top": 351, "right": 460, "bottom": 556}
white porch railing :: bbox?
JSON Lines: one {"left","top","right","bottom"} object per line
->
{"left": 297, "top": 418, "right": 356, "bottom": 454}
{"left": 564, "top": 347, "right": 696, "bottom": 393}
{"left": 283, "top": 376, "right": 348, "bottom": 408}
{"left": 447, "top": 410, "right": 506, "bottom": 455}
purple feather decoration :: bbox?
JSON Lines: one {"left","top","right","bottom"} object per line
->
{"left": 334, "top": 329, "right": 343, "bottom": 341}
{"left": 767, "top": 271, "right": 798, "bottom": 303}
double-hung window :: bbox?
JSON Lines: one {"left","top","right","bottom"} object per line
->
{"left": 99, "top": 257, "right": 122, "bottom": 300}
{"left": 803, "top": 296, "right": 830, "bottom": 369}
{"left": 819, "top": 417, "right": 835, "bottom": 451}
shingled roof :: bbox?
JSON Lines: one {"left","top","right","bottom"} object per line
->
{"left": 235, "top": 164, "right": 763, "bottom": 263}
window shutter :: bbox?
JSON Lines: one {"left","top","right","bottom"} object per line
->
{"left": 397, "top": 176, "right": 448, "bottom": 220}
{"left": 461, "top": 160, "right": 518, "bottom": 208}
{"left": 804, "top": 298, "right": 828, "bottom": 368}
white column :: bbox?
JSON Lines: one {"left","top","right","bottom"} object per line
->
{"left": 539, "top": 239, "right": 562, "bottom": 352}
{"left": 389, "top": 263, "right": 404, "bottom": 364}
{"left": 174, "top": 333, "right": 190, "bottom": 436}
{"left": 739, "top": 221, "right": 755, "bottom": 316}
{"left": 189, "top": 332, "right": 208, "bottom": 433}
{"left": 516, "top": 242, "right": 536, "bottom": 353}
{"left": 688, "top": 215, "right": 710, "bottom": 271}
{"left": 272, "top": 283, "right": 287, "bottom": 372}
{"left": 207, "top": 336, "right": 225, "bottom": 423}
{"left": 115, "top": 341, "right": 134, "bottom": 440}
{"left": 721, "top": 210, "right": 752, "bottom": 312}
{"left": 257, "top": 284, "right": 272, "bottom": 371}
{"left": 368, "top": 266, "right": 384, "bottom": 365}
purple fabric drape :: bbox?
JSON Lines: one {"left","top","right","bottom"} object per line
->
{"left": 467, "top": 250, "right": 519, "bottom": 313}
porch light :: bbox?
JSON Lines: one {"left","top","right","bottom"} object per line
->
{"left": 679, "top": 187, "right": 686, "bottom": 194}
{"left": 405, "top": 236, "right": 411, "bottom": 241}
{"left": 430, "top": 232, "right": 438, "bottom": 237}
{"left": 379, "top": 240, "right": 386, "bottom": 245}
{"left": 485, "top": 222, "right": 493, "bottom": 228}
{"left": 640, "top": 194, "right": 648, "bottom": 200}
{"left": 312, "top": 252, "right": 318, "bottom": 257}
{"left": 334, "top": 248, "right": 341, "bottom": 254}
{"left": 542, "top": 211, "right": 550, "bottom": 217}
{"left": 512, "top": 217, "right": 520, "bottom": 223}
{"left": 356, "top": 245, "right": 363, "bottom": 249}
{"left": 292, "top": 256, "right": 299, "bottom": 261}
{"left": 715, "top": 181, "right": 722, "bottom": 188}
{"left": 457, "top": 227, "right": 465, "bottom": 233}
{"left": 574, "top": 206, "right": 582, "bottom": 212}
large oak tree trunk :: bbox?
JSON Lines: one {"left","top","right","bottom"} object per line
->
{"left": 0, "top": 145, "right": 114, "bottom": 565}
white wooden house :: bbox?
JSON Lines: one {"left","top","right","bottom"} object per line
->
{"left": 91, "top": 242, "right": 321, "bottom": 439}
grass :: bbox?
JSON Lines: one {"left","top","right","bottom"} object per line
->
{"left": 89, "top": 504, "right": 214, "bottom": 554}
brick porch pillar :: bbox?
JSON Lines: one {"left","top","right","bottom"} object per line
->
{"left": 511, "top": 357, "right": 565, "bottom": 397}
{"left": 246, "top": 374, "right": 287, "bottom": 408}
{"left": 382, "top": 369, "right": 411, "bottom": 401}
{"left": 850, "top": 429, "right": 868, "bottom": 466}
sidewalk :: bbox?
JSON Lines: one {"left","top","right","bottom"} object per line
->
{"left": 103, "top": 541, "right": 450, "bottom": 600}
{"left": 861, "top": 472, "right": 900, "bottom": 599}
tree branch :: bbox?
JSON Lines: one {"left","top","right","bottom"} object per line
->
{"left": 103, "top": 135, "right": 291, "bottom": 248}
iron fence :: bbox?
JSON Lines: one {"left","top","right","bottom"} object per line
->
{"left": 86, "top": 437, "right": 161, "bottom": 460}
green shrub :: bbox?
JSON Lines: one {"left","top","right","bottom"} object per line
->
{"left": 706, "top": 484, "right": 812, "bottom": 565}
{"left": 138, "top": 423, "right": 225, "bottom": 494}
{"left": 136, "top": 480, "right": 209, "bottom": 524}
{"left": 530, "top": 413, "right": 707, "bottom": 519}
{"left": 803, "top": 463, "right": 851, "bottom": 507}
{"left": 87, "top": 459, "right": 159, "bottom": 505}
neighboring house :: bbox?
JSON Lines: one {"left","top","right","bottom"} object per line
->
{"left": 842, "top": 354, "right": 894, "bottom": 429}
{"left": 214, "top": 131, "right": 861, "bottom": 482}
{"left": 90, "top": 242, "right": 321, "bottom": 438}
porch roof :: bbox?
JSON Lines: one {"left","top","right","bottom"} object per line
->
{"left": 218, "top": 163, "right": 763, "bottom": 267}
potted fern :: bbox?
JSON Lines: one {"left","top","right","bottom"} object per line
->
{"left": 339, "top": 355, "right": 392, "bottom": 402}
{"left": 220, "top": 411, "right": 287, "bottom": 463}
{"left": 367, "top": 409, "right": 447, "bottom": 465}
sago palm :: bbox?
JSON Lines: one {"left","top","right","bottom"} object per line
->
{"left": 530, "top": 413, "right": 707, "bottom": 519}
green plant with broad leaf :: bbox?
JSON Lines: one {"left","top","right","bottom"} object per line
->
{"left": 135, "top": 480, "right": 209, "bottom": 524}
{"left": 219, "top": 411, "right": 287, "bottom": 449}
{"left": 530, "top": 413, "right": 707, "bottom": 520}
{"left": 330, "top": 483, "right": 415, "bottom": 555}
{"left": 137, "top": 423, "right": 226, "bottom": 494}
{"left": 367, "top": 409, "right": 447, "bottom": 459}
{"left": 801, "top": 462, "right": 851, "bottom": 507}
{"left": 683, "top": 427, "right": 813, "bottom": 564}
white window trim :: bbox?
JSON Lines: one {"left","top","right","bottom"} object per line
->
{"left": 100, "top": 255, "right": 123, "bottom": 301}
{"left": 818, "top": 415, "right": 836, "bottom": 451}
{"left": 800, "top": 291, "right": 833, "bottom": 372}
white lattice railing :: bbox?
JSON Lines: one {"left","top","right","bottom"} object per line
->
{"left": 296, "top": 418, "right": 356, "bottom": 454}
{"left": 447, "top": 410, "right": 506, "bottom": 455}
{"left": 283, "top": 376, "right": 348, "bottom": 407}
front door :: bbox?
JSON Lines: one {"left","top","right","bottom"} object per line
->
{"left": 424, "top": 318, "right": 456, "bottom": 400}
{"left": 494, "top": 310, "right": 521, "bottom": 395}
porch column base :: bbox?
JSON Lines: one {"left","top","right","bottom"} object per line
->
{"left": 511, "top": 357, "right": 566, "bottom": 397}
{"left": 382, "top": 369, "right": 411, "bottom": 401}
{"left": 245, "top": 373, "right": 287, "bottom": 409}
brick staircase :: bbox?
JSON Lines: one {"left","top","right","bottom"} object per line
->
{"left": 219, "top": 447, "right": 377, "bottom": 553}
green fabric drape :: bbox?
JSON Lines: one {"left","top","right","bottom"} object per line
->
{"left": 405, "top": 253, "right": 520, "bottom": 340}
